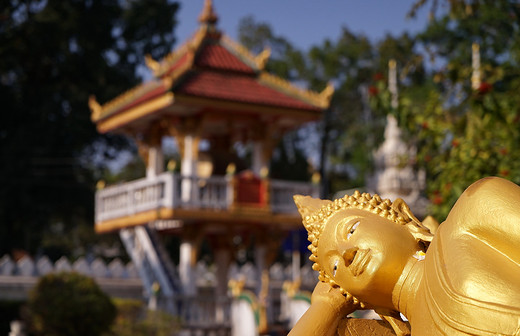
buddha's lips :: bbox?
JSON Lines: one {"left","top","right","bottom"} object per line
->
{"left": 349, "top": 249, "right": 371, "bottom": 276}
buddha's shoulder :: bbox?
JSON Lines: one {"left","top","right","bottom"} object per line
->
{"left": 456, "top": 177, "right": 520, "bottom": 208}
{"left": 442, "top": 177, "right": 520, "bottom": 234}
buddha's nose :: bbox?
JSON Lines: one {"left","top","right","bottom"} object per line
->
{"left": 343, "top": 247, "right": 359, "bottom": 267}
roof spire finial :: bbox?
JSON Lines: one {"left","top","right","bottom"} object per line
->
{"left": 199, "top": 0, "right": 218, "bottom": 26}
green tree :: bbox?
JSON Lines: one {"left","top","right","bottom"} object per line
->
{"left": 0, "top": 0, "right": 179, "bottom": 255}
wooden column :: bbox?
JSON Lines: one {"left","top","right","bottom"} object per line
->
{"left": 135, "top": 121, "right": 166, "bottom": 179}
{"left": 147, "top": 146, "right": 164, "bottom": 178}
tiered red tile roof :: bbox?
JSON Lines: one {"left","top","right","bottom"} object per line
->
{"left": 195, "top": 44, "right": 255, "bottom": 74}
{"left": 90, "top": 0, "right": 333, "bottom": 132}
{"left": 178, "top": 72, "right": 320, "bottom": 111}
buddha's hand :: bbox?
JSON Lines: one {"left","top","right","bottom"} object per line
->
{"left": 311, "top": 281, "right": 358, "bottom": 317}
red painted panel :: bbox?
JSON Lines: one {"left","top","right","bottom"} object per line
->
{"left": 236, "top": 171, "right": 265, "bottom": 206}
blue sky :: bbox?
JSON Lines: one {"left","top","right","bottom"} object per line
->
{"left": 175, "top": 1, "right": 432, "bottom": 50}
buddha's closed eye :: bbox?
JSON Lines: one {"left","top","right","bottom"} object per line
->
{"left": 347, "top": 221, "right": 360, "bottom": 239}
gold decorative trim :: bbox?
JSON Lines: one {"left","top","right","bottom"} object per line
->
{"left": 96, "top": 93, "right": 174, "bottom": 133}
{"left": 95, "top": 208, "right": 175, "bottom": 233}
{"left": 163, "top": 51, "right": 195, "bottom": 86}
{"left": 154, "top": 26, "right": 207, "bottom": 77}
{"left": 258, "top": 72, "right": 333, "bottom": 109}
{"left": 174, "top": 94, "right": 321, "bottom": 119}
{"left": 90, "top": 81, "right": 167, "bottom": 122}
{"left": 95, "top": 206, "right": 301, "bottom": 233}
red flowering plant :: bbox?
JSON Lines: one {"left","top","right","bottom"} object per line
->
{"left": 369, "top": 60, "right": 520, "bottom": 221}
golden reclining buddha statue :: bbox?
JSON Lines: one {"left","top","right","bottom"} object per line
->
{"left": 289, "top": 177, "right": 520, "bottom": 336}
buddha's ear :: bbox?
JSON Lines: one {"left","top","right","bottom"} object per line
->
{"left": 392, "top": 198, "right": 420, "bottom": 224}
{"left": 293, "top": 195, "right": 332, "bottom": 219}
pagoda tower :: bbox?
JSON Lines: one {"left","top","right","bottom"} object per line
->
{"left": 368, "top": 60, "right": 428, "bottom": 218}
{"left": 89, "top": 0, "right": 331, "bottom": 332}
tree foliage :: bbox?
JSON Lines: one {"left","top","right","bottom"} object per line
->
{"left": 240, "top": 2, "right": 520, "bottom": 221}
{"left": 238, "top": 17, "right": 426, "bottom": 194}
{"left": 0, "top": 0, "right": 179, "bottom": 255}
{"left": 373, "top": 0, "right": 520, "bottom": 220}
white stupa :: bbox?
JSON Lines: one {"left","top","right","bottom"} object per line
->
{"left": 367, "top": 60, "right": 429, "bottom": 218}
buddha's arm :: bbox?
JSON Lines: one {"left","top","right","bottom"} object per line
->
{"left": 288, "top": 300, "right": 344, "bottom": 336}
{"left": 338, "top": 317, "right": 410, "bottom": 336}
{"left": 288, "top": 282, "right": 357, "bottom": 336}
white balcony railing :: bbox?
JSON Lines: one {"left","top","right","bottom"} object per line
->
{"left": 95, "top": 172, "right": 318, "bottom": 223}
{"left": 174, "top": 175, "right": 232, "bottom": 209}
{"left": 95, "top": 173, "right": 174, "bottom": 223}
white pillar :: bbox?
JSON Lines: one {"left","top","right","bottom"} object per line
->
{"left": 181, "top": 135, "right": 197, "bottom": 203}
{"left": 146, "top": 146, "right": 164, "bottom": 178}
{"left": 179, "top": 240, "right": 197, "bottom": 296}
{"left": 255, "top": 244, "right": 267, "bottom": 296}
{"left": 252, "top": 141, "right": 264, "bottom": 176}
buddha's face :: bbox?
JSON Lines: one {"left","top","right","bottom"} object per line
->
{"left": 316, "top": 208, "right": 420, "bottom": 309}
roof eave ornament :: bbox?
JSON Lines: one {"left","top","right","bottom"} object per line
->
{"left": 319, "top": 82, "right": 335, "bottom": 108}
{"left": 89, "top": 95, "right": 103, "bottom": 122}
{"left": 145, "top": 54, "right": 161, "bottom": 76}
{"left": 255, "top": 47, "right": 271, "bottom": 70}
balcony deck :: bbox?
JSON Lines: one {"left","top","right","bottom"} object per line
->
{"left": 95, "top": 172, "right": 318, "bottom": 233}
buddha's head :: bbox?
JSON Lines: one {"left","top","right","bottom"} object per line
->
{"left": 294, "top": 191, "right": 433, "bottom": 310}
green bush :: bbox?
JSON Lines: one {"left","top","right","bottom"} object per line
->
{"left": 26, "top": 272, "right": 116, "bottom": 336}
{"left": 109, "top": 298, "right": 181, "bottom": 336}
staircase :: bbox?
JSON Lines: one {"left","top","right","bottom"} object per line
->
{"left": 120, "top": 226, "right": 232, "bottom": 334}
{"left": 119, "top": 225, "right": 180, "bottom": 313}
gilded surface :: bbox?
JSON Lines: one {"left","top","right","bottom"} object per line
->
{"left": 289, "top": 177, "right": 520, "bottom": 335}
